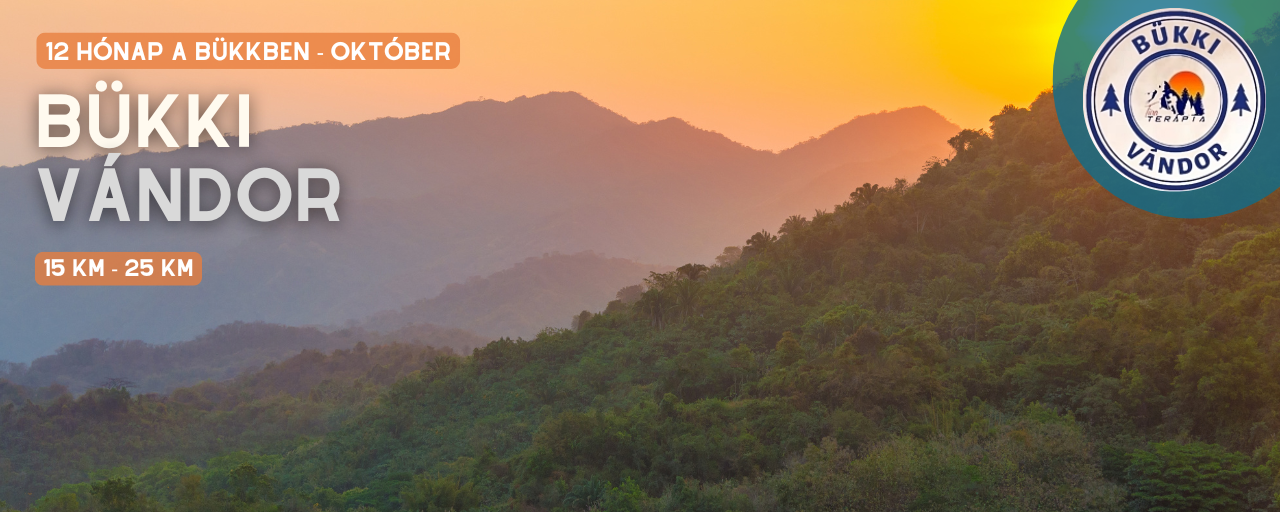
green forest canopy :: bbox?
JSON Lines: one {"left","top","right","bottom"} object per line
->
{"left": 7, "top": 17, "right": 1280, "bottom": 509}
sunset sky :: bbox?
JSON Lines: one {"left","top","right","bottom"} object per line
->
{"left": 0, "top": 0, "right": 1076, "bottom": 167}
{"left": 1169, "top": 71, "right": 1206, "bottom": 98}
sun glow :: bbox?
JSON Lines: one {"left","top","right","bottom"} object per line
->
{"left": 1169, "top": 71, "right": 1206, "bottom": 98}
{"left": 0, "top": 0, "right": 1079, "bottom": 165}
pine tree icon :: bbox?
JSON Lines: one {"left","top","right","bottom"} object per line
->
{"left": 1232, "top": 84, "right": 1252, "bottom": 117}
{"left": 1101, "top": 85, "right": 1122, "bottom": 117}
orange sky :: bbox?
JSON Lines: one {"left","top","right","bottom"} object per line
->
{"left": 0, "top": 0, "right": 1076, "bottom": 167}
{"left": 1170, "top": 71, "right": 1205, "bottom": 97}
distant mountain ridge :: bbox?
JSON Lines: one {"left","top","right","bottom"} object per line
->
{"left": 0, "top": 92, "right": 959, "bottom": 362}
{"left": 0, "top": 251, "right": 660, "bottom": 394}
{"left": 362, "top": 251, "right": 670, "bottom": 339}
{"left": 0, "top": 322, "right": 485, "bottom": 394}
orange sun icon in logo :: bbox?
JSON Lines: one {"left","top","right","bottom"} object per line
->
{"left": 1169, "top": 71, "right": 1205, "bottom": 98}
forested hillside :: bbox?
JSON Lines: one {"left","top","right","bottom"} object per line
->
{"left": 10, "top": 22, "right": 1280, "bottom": 507}
{"left": 1, "top": 342, "right": 459, "bottom": 507}
{"left": 11, "top": 88, "right": 1280, "bottom": 511}
{"left": 245, "top": 90, "right": 1280, "bottom": 511}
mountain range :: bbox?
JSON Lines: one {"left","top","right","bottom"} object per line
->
{"left": 0, "top": 250, "right": 662, "bottom": 393}
{"left": 0, "top": 322, "right": 486, "bottom": 395}
{"left": 0, "top": 92, "right": 959, "bottom": 362}
{"left": 361, "top": 251, "right": 669, "bottom": 339}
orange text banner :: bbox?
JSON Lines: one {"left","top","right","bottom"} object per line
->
{"left": 35, "top": 252, "right": 202, "bottom": 286}
{"left": 37, "top": 33, "right": 459, "bottom": 69}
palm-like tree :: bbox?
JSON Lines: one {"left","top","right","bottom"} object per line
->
{"left": 780, "top": 215, "right": 808, "bottom": 236}
{"left": 677, "top": 263, "right": 709, "bottom": 281}
{"left": 775, "top": 263, "right": 805, "bottom": 296}
{"left": 672, "top": 278, "right": 703, "bottom": 319}
{"left": 637, "top": 289, "right": 671, "bottom": 329}
{"left": 851, "top": 182, "right": 882, "bottom": 206}
{"left": 744, "top": 231, "right": 777, "bottom": 257}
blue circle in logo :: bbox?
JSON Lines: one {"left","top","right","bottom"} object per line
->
{"left": 1059, "top": 2, "right": 1271, "bottom": 217}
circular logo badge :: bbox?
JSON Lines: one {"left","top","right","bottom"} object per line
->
{"left": 1085, "top": 9, "right": 1265, "bottom": 191}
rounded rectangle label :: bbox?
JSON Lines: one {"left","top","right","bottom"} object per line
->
{"left": 37, "top": 33, "right": 460, "bottom": 69}
{"left": 35, "top": 252, "right": 202, "bottom": 286}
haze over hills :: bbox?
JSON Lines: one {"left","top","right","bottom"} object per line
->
{"left": 0, "top": 322, "right": 486, "bottom": 395}
{"left": 0, "top": 92, "right": 959, "bottom": 362}
{"left": 362, "top": 251, "right": 670, "bottom": 339}
{"left": 0, "top": 251, "right": 654, "bottom": 394}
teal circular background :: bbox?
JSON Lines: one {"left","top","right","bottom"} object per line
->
{"left": 1054, "top": 0, "right": 1277, "bottom": 218}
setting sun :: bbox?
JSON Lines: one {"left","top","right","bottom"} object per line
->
{"left": 1169, "top": 71, "right": 1205, "bottom": 97}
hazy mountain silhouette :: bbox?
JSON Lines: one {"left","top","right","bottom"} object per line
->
{"left": 774, "top": 106, "right": 960, "bottom": 211}
{"left": 362, "top": 251, "right": 670, "bottom": 339}
{"left": 0, "top": 322, "right": 485, "bottom": 394}
{"left": 0, "top": 92, "right": 959, "bottom": 362}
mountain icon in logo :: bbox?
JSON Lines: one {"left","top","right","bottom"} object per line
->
{"left": 1148, "top": 72, "right": 1206, "bottom": 116}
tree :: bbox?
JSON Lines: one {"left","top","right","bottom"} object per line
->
{"left": 227, "top": 464, "right": 275, "bottom": 504}
{"left": 570, "top": 310, "right": 593, "bottom": 331}
{"left": 743, "top": 231, "right": 777, "bottom": 258}
{"left": 614, "top": 284, "right": 644, "bottom": 304}
{"left": 90, "top": 478, "right": 139, "bottom": 512}
{"left": 563, "top": 477, "right": 607, "bottom": 511}
{"left": 728, "top": 344, "right": 757, "bottom": 396}
{"left": 601, "top": 478, "right": 647, "bottom": 512}
{"left": 1232, "top": 84, "right": 1252, "bottom": 116}
{"left": 643, "top": 270, "right": 679, "bottom": 292}
{"left": 714, "top": 246, "right": 742, "bottom": 267}
{"left": 946, "top": 128, "right": 989, "bottom": 157}
{"left": 779, "top": 214, "right": 808, "bottom": 236}
{"left": 672, "top": 278, "right": 703, "bottom": 319}
{"left": 401, "top": 475, "right": 481, "bottom": 512}
{"left": 676, "top": 263, "right": 709, "bottom": 281}
{"left": 174, "top": 475, "right": 205, "bottom": 512}
{"left": 636, "top": 289, "right": 671, "bottom": 329}
{"left": 996, "top": 232, "right": 1072, "bottom": 284}
{"left": 774, "top": 332, "right": 803, "bottom": 367}
{"left": 1173, "top": 336, "right": 1277, "bottom": 433}
{"left": 1126, "top": 442, "right": 1267, "bottom": 511}
{"left": 851, "top": 183, "right": 882, "bottom": 206}
{"left": 1100, "top": 84, "right": 1122, "bottom": 116}
{"left": 1090, "top": 238, "right": 1131, "bottom": 281}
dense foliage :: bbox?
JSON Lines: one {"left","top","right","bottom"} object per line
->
{"left": 1, "top": 342, "right": 456, "bottom": 506}
{"left": 9, "top": 19, "right": 1280, "bottom": 509}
